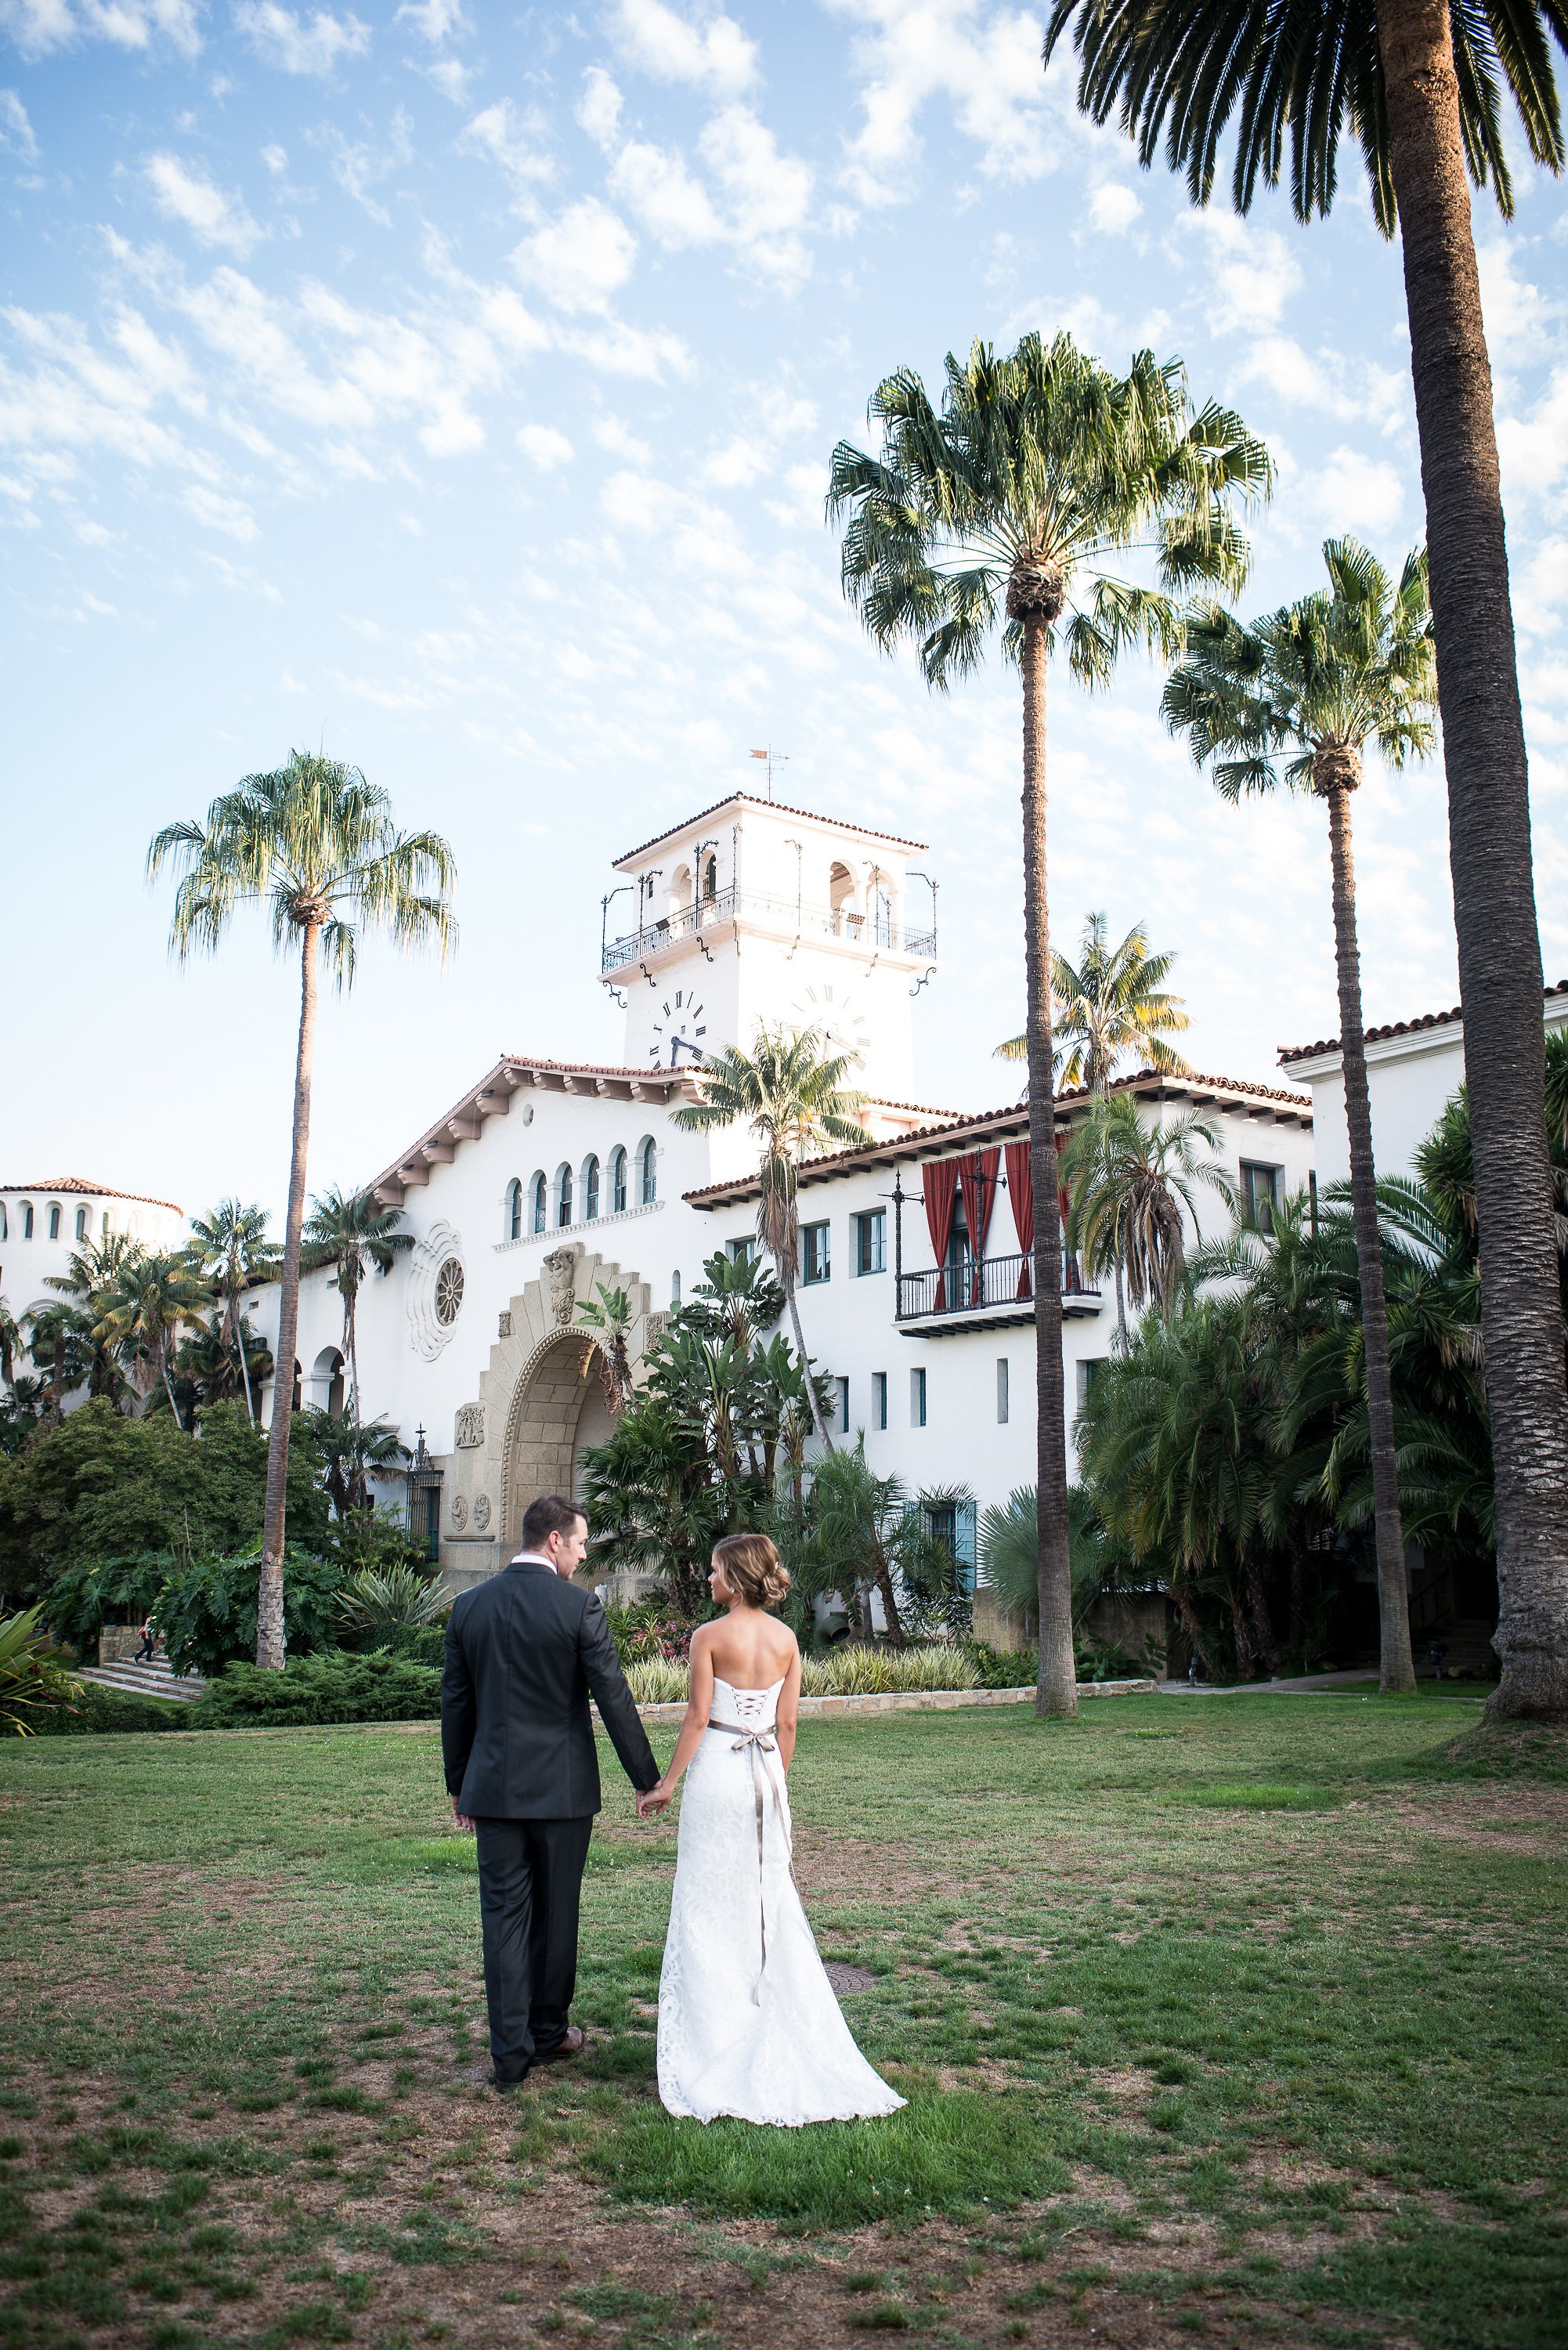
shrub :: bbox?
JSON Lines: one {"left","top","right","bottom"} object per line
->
{"left": 192, "top": 1650, "right": 440, "bottom": 1727}
{"left": 623, "top": 1643, "right": 982, "bottom": 1708}
{"left": 155, "top": 1546, "right": 344, "bottom": 1679}
{"left": 335, "top": 1564, "right": 447, "bottom": 1653}
{"left": 623, "top": 1655, "right": 691, "bottom": 1707}
{"left": 960, "top": 1643, "right": 1039, "bottom": 1690}
{"left": 0, "top": 1607, "right": 84, "bottom": 1734}
{"left": 38, "top": 1555, "right": 169, "bottom": 1657}
{"left": 29, "top": 1683, "right": 190, "bottom": 1737}
{"left": 605, "top": 1600, "right": 699, "bottom": 1665}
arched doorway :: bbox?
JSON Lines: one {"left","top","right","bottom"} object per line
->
{"left": 500, "top": 1331, "right": 616, "bottom": 1571}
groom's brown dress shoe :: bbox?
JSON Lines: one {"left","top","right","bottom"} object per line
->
{"left": 532, "top": 2026, "right": 585, "bottom": 2065}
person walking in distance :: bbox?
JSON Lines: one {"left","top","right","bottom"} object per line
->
{"left": 441, "top": 1493, "right": 661, "bottom": 2091}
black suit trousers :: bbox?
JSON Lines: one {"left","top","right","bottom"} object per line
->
{"left": 474, "top": 1815, "right": 594, "bottom": 2084}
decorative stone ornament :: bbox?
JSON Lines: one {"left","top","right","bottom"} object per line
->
{"left": 406, "top": 1223, "right": 466, "bottom": 1361}
{"left": 543, "top": 1245, "right": 579, "bottom": 1327}
{"left": 454, "top": 1404, "right": 486, "bottom": 1449}
{"left": 472, "top": 1493, "right": 492, "bottom": 1531}
{"left": 497, "top": 1311, "right": 512, "bottom": 1339}
{"left": 450, "top": 1494, "right": 468, "bottom": 1531}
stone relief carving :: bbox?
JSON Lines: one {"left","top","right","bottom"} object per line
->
{"left": 644, "top": 1311, "right": 670, "bottom": 1348}
{"left": 497, "top": 1311, "right": 512, "bottom": 1339}
{"left": 454, "top": 1404, "right": 486, "bottom": 1449}
{"left": 406, "top": 1221, "right": 464, "bottom": 1362}
{"left": 543, "top": 1246, "right": 579, "bottom": 1327}
{"left": 472, "top": 1493, "right": 492, "bottom": 1532}
{"left": 450, "top": 1493, "right": 468, "bottom": 1531}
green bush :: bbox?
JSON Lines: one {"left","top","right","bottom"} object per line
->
{"left": 191, "top": 1650, "right": 440, "bottom": 1727}
{"left": 155, "top": 1546, "right": 344, "bottom": 1679}
{"left": 28, "top": 1683, "right": 190, "bottom": 1737}
{"left": 960, "top": 1643, "right": 1039, "bottom": 1690}
{"left": 623, "top": 1643, "right": 984, "bottom": 1708}
{"left": 0, "top": 1607, "right": 85, "bottom": 1734}
{"left": 38, "top": 1555, "right": 169, "bottom": 1657}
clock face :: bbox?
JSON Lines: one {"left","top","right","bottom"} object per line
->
{"left": 649, "top": 988, "right": 708, "bottom": 1067}
{"left": 788, "top": 982, "right": 873, "bottom": 1068}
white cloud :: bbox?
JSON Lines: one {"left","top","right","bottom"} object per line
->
{"left": 459, "top": 98, "right": 553, "bottom": 195}
{"left": 419, "top": 54, "right": 470, "bottom": 100}
{"left": 1498, "top": 363, "right": 1568, "bottom": 508}
{"left": 577, "top": 66, "right": 623, "bottom": 152}
{"left": 394, "top": 0, "right": 463, "bottom": 38}
{"left": 0, "top": 0, "right": 201, "bottom": 57}
{"left": 260, "top": 140, "right": 288, "bottom": 173}
{"left": 829, "top": 0, "right": 1057, "bottom": 207}
{"left": 320, "top": 106, "right": 414, "bottom": 222}
{"left": 558, "top": 316, "right": 691, "bottom": 378}
{"left": 699, "top": 103, "right": 813, "bottom": 284}
{"left": 610, "top": 136, "right": 721, "bottom": 246}
{"left": 1478, "top": 235, "right": 1559, "bottom": 367}
{"left": 517, "top": 421, "right": 573, "bottom": 468}
{"left": 144, "top": 152, "right": 266, "bottom": 254}
{"left": 1301, "top": 444, "right": 1405, "bottom": 536}
{"left": 515, "top": 197, "right": 637, "bottom": 315}
{"left": 1087, "top": 181, "right": 1139, "bottom": 235}
{"left": 1184, "top": 212, "right": 1302, "bottom": 337}
{"left": 233, "top": 0, "right": 369, "bottom": 76}
{"left": 608, "top": 0, "right": 757, "bottom": 96}
{"left": 0, "top": 88, "right": 39, "bottom": 159}
{"left": 1234, "top": 333, "right": 1407, "bottom": 428}
{"left": 594, "top": 414, "right": 652, "bottom": 462}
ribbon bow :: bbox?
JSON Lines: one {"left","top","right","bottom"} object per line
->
{"left": 708, "top": 1716, "right": 794, "bottom": 2001}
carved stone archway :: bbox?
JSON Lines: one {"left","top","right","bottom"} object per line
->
{"left": 439, "top": 1241, "right": 661, "bottom": 1595}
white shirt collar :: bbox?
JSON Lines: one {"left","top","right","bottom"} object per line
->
{"left": 512, "top": 1549, "right": 556, "bottom": 1571}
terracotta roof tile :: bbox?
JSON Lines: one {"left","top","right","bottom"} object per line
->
{"left": 613, "top": 791, "right": 927, "bottom": 867}
{"left": 1278, "top": 979, "right": 1568, "bottom": 1065}
{"left": 2, "top": 1177, "right": 184, "bottom": 1213}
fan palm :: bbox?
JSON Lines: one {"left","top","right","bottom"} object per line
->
{"left": 46, "top": 1229, "right": 144, "bottom": 1407}
{"left": 91, "top": 1249, "right": 209, "bottom": 1426}
{"left": 670, "top": 1024, "right": 869, "bottom": 1452}
{"left": 578, "top": 1284, "right": 637, "bottom": 1415}
{"left": 148, "top": 751, "right": 456, "bottom": 1668}
{"left": 23, "top": 1303, "right": 93, "bottom": 1423}
{"left": 305, "top": 1409, "right": 411, "bottom": 1518}
{"left": 187, "top": 1200, "right": 276, "bottom": 1424}
{"left": 1042, "top": 5, "right": 1568, "bottom": 1721}
{"left": 0, "top": 1298, "right": 20, "bottom": 1390}
{"left": 302, "top": 1185, "right": 410, "bottom": 1424}
{"left": 996, "top": 910, "right": 1193, "bottom": 1086}
{"left": 827, "top": 331, "right": 1269, "bottom": 1716}
{"left": 1164, "top": 537, "right": 1436, "bottom": 1694}
{"left": 1061, "top": 1097, "right": 1234, "bottom": 1342}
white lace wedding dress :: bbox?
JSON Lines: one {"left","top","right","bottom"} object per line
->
{"left": 656, "top": 1676, "right": 905, "bottom": 2127}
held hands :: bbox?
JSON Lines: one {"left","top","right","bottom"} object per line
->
{"left": 636, "top": 1783, "right": 672, "bottom": 1819}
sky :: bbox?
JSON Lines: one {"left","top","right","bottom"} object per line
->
{"left": 5, "top": 0, "right": 1568, "bottom": 1227}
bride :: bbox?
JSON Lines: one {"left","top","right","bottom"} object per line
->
{"left": 638, "top": 1532, "right": 905, "bottom": 2128}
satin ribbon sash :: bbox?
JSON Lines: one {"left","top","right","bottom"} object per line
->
{"left": 707, "top": 1716, "right": 794, "bottom": 2002}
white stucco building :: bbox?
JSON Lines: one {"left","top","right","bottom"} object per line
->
{"left": 0, "top": 1177, "right": 186, "bottom": 1320}
{"left": 246, "top": 792, "right": 1317, "bottom": 1593}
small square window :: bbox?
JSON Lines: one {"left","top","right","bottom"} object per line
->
{"left": 1075, "top": 1357, "right": 1107, "bottom": 1416}
{"left": 872, "top": 1371, "right": 887, "bottom": 1430}
{"left": 802, "top": 1220, "right": 831, "bottom": 1284}
{"left": 996, "top": 1358, "right": 1010, "bottom": 1424}
{"left": 854, "top": 1208, "right": 886, "bottom": 1274}
{"left": 1240, "top": 1160, "right": 1281, "bottom": 1233}
{"left": 910, "top": 1366, "right": 927, "bottom": 1428}
{"left": 727, "top": 1235, "right": 756, "bottom": 1265}
{"left": 836, "top": 1376, "right": 850, "bottom": 1434}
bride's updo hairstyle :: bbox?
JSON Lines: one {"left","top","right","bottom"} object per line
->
{"left": 712, "top": 1532, "right": 791, "bottom": 1610}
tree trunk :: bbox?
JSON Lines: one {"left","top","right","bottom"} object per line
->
{"left": 235, "top": 1295, "right": 256, "bottom": 1426}
{"left": 161, "top": 1351, "right": 183, "bottom": 1430}
{"left": 1113, "top": 1253, "right": 1128, "bottom": 1350}
{"left": 258, "top": 920, "right": 320, "bottom": 1669}
{"left": 1323, "top": 777, "right": 1416, "bottom": 1694}
{"left": 782, "top": 1260, "right": 834, "bottom": 1453}
{"left": 1380, "top": 0, "right": 1568, "bottom": 1719}
{"left": 1021, "top": 611, "right": 1078, "bottom": 1718}
{"left": 1176, "top": 1590, "right": 1213, "bottom": 1680}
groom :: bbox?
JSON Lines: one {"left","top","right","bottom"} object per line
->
{"left": 441, "top": 1492, "right": 661, "bottom": 2091}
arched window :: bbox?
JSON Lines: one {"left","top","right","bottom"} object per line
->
{"left": 638, "top": 1137, "right": 657, "bottom": 1206}
{"left": 670, "top": 862, "right": 692, "bottom": 920}
{"left": 0, "top": 1205, "right": 6, "bottom": 1242}
{"left": 583, "top": 1155, "right": 601, "bottom": 1220}
{"left": 505, "top": 1178, "right": 522, "bottom": 1242}
{"left": 532, "top": 1172, "right": 547, "bottom": 1233}
{"left": 48, "top": 1204, "right": 61, "bottom": 1241}
{"left": 21, "top": 1203, "right": 33, "bottom": 1240}
{"left": 703, "top": 854, "right": 717, "bottom": 901}
{"left": 557, "top": 1162, "right": 573, "bottom": 1227}
{"left": 829, "top": 861, "right": 857, "bottom": 931}
{"left": 74, "top": 1207, "right": 88, "bottom": 1241}
{"left": 609, "top": 1148, "right": 627, "bottom": 1214}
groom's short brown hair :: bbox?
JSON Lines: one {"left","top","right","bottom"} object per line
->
{"left": 521, "top": 1493, "right": 586, "bottom": 1550}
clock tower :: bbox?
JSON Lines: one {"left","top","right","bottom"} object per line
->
{"left": 601, "top": 794, "right": 937, "bottom": 1102}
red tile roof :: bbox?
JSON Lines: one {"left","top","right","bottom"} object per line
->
{"left": 1278, "top": 979, "right": 1568, "bottom": 1065}
{"left": 3, "top": 1177, "right": 184, "bottom": 1213}
{"left": 613, "top": 792, "right": 927, "bottom": 867}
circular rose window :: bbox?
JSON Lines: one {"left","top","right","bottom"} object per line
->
{"left": 434, "top": 1256, "right": 465, "bottom": 1326}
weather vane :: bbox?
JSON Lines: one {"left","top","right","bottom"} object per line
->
{"left": 749, "top": 746, "right": 789, "bottom": 801}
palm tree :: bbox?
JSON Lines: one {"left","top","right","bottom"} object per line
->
{"left": 148, "top": 751, "right": 456, "bottom": 1668}
{"left": 996, "top": 910, "right": 1193, "bottom": 1086}
{"left": 1164, "top": 537, "right": 1436, "bottom": 1696}
{"left": 23, "top": 1303, "right": 92, "bottom": 1423}
{"left": 187, "top": 1200, "right": 276, "bottom": 1425}
{"left": 1042, "top": 4, "right": 1568, "bottom": 1723}
{"left": 0, "top": 1298, "right": 20, "bottom": 1391}
{"left": 47, "top": 1229, "right": 145, "bottom": 1408}
{"left": 305, "top": 1409, "right": 410, "bottom": 1517}
{"left": 670, "top": 1024, "right": 869, "bottom": 1452}
{"left": 91, "top": 1248, "right": 209, "bottom": 1426}
{"left": 1061, "top": 1096, "right": 1234, "bottom": 1343}
{"left": 301, "top": 1185, "right": 410, "bottom": 1423}
{"left": 827, "top": 331, "right": 1268, "bottom": 1716}
{"left": 578, "top": 1284, "right": 637, "bottom": 1415}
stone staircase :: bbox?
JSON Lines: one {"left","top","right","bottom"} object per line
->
{"left": 78, "top": 1656, "right": 208, "bottom": 1705}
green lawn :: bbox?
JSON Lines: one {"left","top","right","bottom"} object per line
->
{"left": 1, "top": 1694, "right": 1563, "bottom": 2350}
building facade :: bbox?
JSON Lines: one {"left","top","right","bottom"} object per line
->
{"left": 0, "top": 1178, "right": 186, "bottom": 1321}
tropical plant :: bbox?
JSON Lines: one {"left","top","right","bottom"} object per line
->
{"left": 578, "top": 1284, "right": 637, "bottom": 1415}
{"left": 22, "top": 1303, "right": 95, "bottom": 1424}
{"left": 91, "top": 1249, "right": 210, "bottom": 1426}
{"left": 154, "top": 1543, "right": 344, "bottom": 1680}
{"left": 1042, "top": 4, "right": 1568, "bottom": 1723}
{"left": 670, "top": 1025, "right": 869, "bottom": 1450}
{"left": 42, "top": 1229, "right": 141, "bottom": 1408}
{"left": 193, "top": 1649, "right": 440, "bottom": 1728}
{"left": 301, "top": 1185, "right": 410, "bottom": 1423}
{"left": 170, "top": 1315, "right": 274, "bottom": 1416}
{"left": 1060, "top": 1096, "right": 1234, "bottom": 1343}
{"left": 186, "top": 1200, "right": 276, "bottom": 1423}
{"left": 149, "top": 751, "right": 456, "bottom": 1668}
{"left": 1165, "top": 537, "right": 1434, "bottom": 1694}
{"left": 304, "top": 1409, "right": 410, "bottom": 1519}
{"left": 0, "top": 1297, "right": 20, "bottom": 1390}
{"left": 977, "top": 1483, "right": 1132, "bottom": 1629}
{"left": 996, "top": 909, "right": 1193, "bottom": 1085}
{"left": 623, "top": 1643, "right": 983, "bottom": 1708}
{"left": 827, "top": 330, "right": 1268, "bottom": 1716}
{"left": 579, "top": 1398, "right": 731, "bottom": 1618}
{"left": 35, "top": 1555, "right": 170, "bottom": 1659}
{"left": 790, "top": 1441, "right": 964, "bottom": 1647}
{"left": 0, "top": 1607, "right": 83, "bottom": 1735}
{"left": 335, "top": 1563, "right": 446, "bottom": 1647}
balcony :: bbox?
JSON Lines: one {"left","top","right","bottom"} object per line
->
{"left": 896, "top": 1249, "right": 1102, "bottom": 1336}
{"left": 602, "top": 885, "right": 938, "bottom": 975}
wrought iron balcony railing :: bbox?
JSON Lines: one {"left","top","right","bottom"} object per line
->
{"left": 602, "top": 884, "right": 938, "bottom": 974}
{"left": 896, "top": 1249, "right": 1099, "bottom": 1321}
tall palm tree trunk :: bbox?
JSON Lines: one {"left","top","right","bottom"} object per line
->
{"left": 1020, "top": 609, "right": 1078, "bottom": 1718}
{"left": 161, "top": 1346, "right": 183, "bottom": 1430}
{"left": 233, "top": 1292, "right": 256, "bottom": 1426}
{"left": 1380, "top": 0, "right": 1568, "bottom": 1719}
{"left": 1323, "top": 776, "right": 1417, "bottom": 1694}
{"left": 780, "top": 1258, "right": 833, "bottom": 1454}
{"left": 258, "top": 920, "right": 320, "bottom": 1669}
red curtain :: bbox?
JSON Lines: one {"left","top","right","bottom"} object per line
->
{"left": 1004, "top": 1141, "right": 1032, "bottom": 1298}
{"left": 958, "top": 1149, "right": 1000, "bottom": 1303}
{"left": 922, "top": 1157, "right": 960, "bottom": 1311}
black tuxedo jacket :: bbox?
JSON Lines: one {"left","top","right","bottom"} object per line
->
{"left": 441, "top": 1559, "right": 659, "bottom": 1820}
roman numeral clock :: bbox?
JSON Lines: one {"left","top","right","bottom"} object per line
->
{"left": 649, "top": 989, "right": 708, "bottom": 1067}
{"left": 788, "top": 982, "right": 873, "bottom": 1071}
